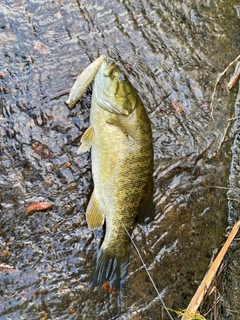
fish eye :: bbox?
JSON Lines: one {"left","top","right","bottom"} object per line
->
{"left": 118, "top": 74, "right": 125, "bottom": 82}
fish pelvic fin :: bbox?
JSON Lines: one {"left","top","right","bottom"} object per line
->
{"left": 92, "top": 248, "right": 130, "bottom": 290}
{"left": 86, "top": 191, "right": 104, "bottom": 230}
{"left": 77, "top": 125, "right": 94, "bottom": 154}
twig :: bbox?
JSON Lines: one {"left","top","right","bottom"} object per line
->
{"left": 227, "top": 61, "right": 240, "bottom": 90}
{"left": 226, "top": 308, "right": 240, "bottom": 314}
{"left": 216, "top": 118, "right": 232, "bottom": 155}
{"left": 181, "top": 219, "right": 240, "bottom": 320}
{"left": 119, "top": 219, "right": 174, "bottom": 320}
{"left": 214, "top": 66, "right": 240, "bottom": 153}
{"left": 228, "top": 115, "right": 240, "bottom": 121}
{"left": 228, "top": 198, "right": 240, "bottom": 204}
{"left": 206, "top": 186, "right": 240, "bottom": 191}
{"left": 0, "top": 263, "right": 16, "bottom": 273}
{"left": 210, "top": 54, "right": 240, "bottom": 121}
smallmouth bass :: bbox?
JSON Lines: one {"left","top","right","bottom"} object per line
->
{"left": 67, "top": 56, "right": 153, "bottom": 289}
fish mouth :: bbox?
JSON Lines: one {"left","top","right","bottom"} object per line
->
{"left": 103, "top": 61, "right": 116, "bottom": 78}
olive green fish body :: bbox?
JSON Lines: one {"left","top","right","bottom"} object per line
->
{"left": 74, "top": 58, "right": 153, "bottom": 288}
{"left": 93, "top": 101, "right": 152, "bottom": 229}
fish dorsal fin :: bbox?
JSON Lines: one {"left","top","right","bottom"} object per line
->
{"left": 86, "top": 191, "right": 105, "bottom": 230}
{"left": 106, "top": 115, "right": 136, "bottom": 139}
{"left": 77, "top": 125, "right": 94, "bottom": 154}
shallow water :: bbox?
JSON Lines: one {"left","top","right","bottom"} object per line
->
{"left": 0, "top": 0, "right": 240, "bottom": 319}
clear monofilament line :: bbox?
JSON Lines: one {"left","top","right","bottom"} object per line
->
{"left": 119, "top": 219, "right": 174, "bottom": 320}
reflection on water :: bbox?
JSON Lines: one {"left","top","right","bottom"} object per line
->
{"left": 0, "top": 0, "right": 240, "bottom": 319}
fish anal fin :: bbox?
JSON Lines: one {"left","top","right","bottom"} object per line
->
{"left": 106, "top": 115, "right": 136, "bottom": 139}
{"left": 136, "top": 178, "right": 154, "bottom": 224}
{"left": 86, "top": 192, "right": 104, "bottom": 230}
{"left": 77, "top": 125, "right": 94, "bottom": 154}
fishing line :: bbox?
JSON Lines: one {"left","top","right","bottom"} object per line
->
{"left": 119, "top": 219, "right": 174, "bottom": 320}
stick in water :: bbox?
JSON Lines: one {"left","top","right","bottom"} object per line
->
{"left": 181, "top": 219, "right": 240, "bottom": 320}
{"left": 210, "top": 54, "right": 240, "bottom": 120}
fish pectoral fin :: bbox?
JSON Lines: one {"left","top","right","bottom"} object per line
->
{"left": 86, "top": 192, "right": 104, "bottom": 230}
{"left": 106, "top": 115, "right": 136, "bottom": 139}
{"left": 136, "top": 178, "right": 154, "bottom": 224}
{"left": 77, "top": 125, "right": 94, "bottom": 154}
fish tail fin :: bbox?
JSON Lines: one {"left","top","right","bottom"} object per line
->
{"left": 92, "top": 248, "right": 130, "bottom": 290}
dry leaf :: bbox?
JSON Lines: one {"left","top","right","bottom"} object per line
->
{"left": 0, "top": 250, "right": 10, "bottom": 257}
{"left": 0, "top": 263, "right": 15, "bottom": 273}
{"left": 101, "top": 281, "right": 113, "bottom": 293}
{"left": 34, "top": 41, "right": 50, "bottom": 55}
{"left": 25, "top": 202, "right": 52, "bottom": 216}
{"left": 170, "top": 99, "right": 183, "bottom": 114}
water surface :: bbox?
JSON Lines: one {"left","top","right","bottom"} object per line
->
{"left": 0, "top": 0, "right": 240, "bottom": 319}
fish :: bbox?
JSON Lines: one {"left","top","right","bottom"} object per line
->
{"left": 67, "top": 56, "right": 153, "bottom": 289}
